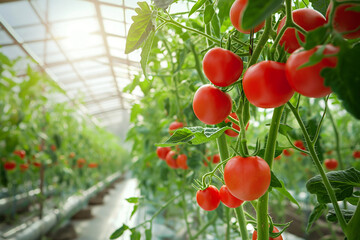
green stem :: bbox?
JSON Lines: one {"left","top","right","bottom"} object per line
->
{"left": 327, "top": 108, "right": 344, "bottom": 169}
{"left": 347, "top": 200, "right": 360, "bottom": 240}
{"left": 248, "top": 17, "right": 272, "bottom": 67}
{"left": 216, "top": 134, "right": 230, "bottom": 163}
{"left": 287, "top": 103, "right": 348, "bottom": 236}
{"left": 256, "top": 106, "right": 284, "bottom": 240}
{"left": 235, "top": 206, "right": 249, "bottom": 240}
{"left": 189, "top": 42, "right": 207, "bottom": 84}
{"left": 192, "top": 213, "right": 218, "bottom": 239}
{"left": 158, "top": 15, "right": 220, "bottom": 44}
{"left": 182, "top": 193, "right": 193, "bottom": 240}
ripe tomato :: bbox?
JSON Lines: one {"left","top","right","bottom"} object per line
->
{"left": 286, "top": 45, "right": 339, "bottom": 98}
{"left": 212, "top": 154, "right": 220, "bottom": 164}
{"left": 326, "top": 150, "right": 333, "bottom": 155}
{"left": 274, "top": 155, "right": 282, "bottom": 160}
{"left": 69, "top": 152, "right": 76, "bottom": 158}
{"left": 88, "top": 163, "right": 98, "bottom": 168}
{"left": 294, "top": 140, "right": 307, "bottom": 156}
{"left": 77, "top": 158, "right": 86, "bottom": 168}
{"left": 20, "top": 163, "right": 29, "bottom": 171}
{"left": 156, "top": 147, "right": 171, "bottom": 160}
{"left": 203, "top": 48, "right": 243, "bottom": 87}
{"left": 219, "top": 185, "right": 244, "bottom": 208}
{"left": 353, "top": 151, "right": 360, "bottom": 159}
{"left": 169, "top": 121, "right": 184, "bottom": 135}
{"left": 243, "top": 61, "right": 294, "bottom": 108}
{"left": 230, "top": 0, "right": 265, "bottom": 34}
{"left": 176, "top": 154, "right": 188, "bottom": 170}
{"left": 4, "top": 161, "right": 16, "bottom": 171}
{"left": 193, "top": 85, "right": 232, "bottom": 125}
{"left": 224, "top": 113, "right": 250, "bottom": 137}
{"left": 252, "top": 226, "right": 283, "bottom": 240}
{"left": 203, "top": 160, "right": 209, "bottom": 167}
{"left": 224, "top": 156, "right": 271, "bottom": 201}
{"left": 326, "top": 2, "right": 360, "bottom": 39}
{"left": 196, "top": 185, "right": 221, "bottom": 211}
{"left": 33, "top": 162, "right": 41, "bottom": 168}
{"left": 14, "top": 150, "right": 26, "bottom": 159}
{"left": 277, "top": 8, "right": 326, "bottom": 53}
{"left": 165, "top": 151, "right": 178, "bottom": 169}
{"left": 324, "top": 158, "right": 338, "bottom": 170}
{"left": 283, "top": 149, "right": 293, "bottom": 157}
{"left": 51, "top": 145, "right": 57, "bottom": 151}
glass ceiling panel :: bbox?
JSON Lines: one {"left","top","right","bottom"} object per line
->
{"left": 0, "top": 2, "right": 40, "bottom": 27}
{"left": 51, "top": 18, "right": 99, "bottom": 38}
{"left": 107, "top": 36, "right": 126, "bottom": 50}
{"left": 0, "top": 29, "right": 14, "bottom": 45}
{"left": 124, "top": 0, "right": 140, "bottom": 8}
{"left": 0, "top": 45, "right": 27, "bottom": 60}
{"left": 100, "top": 0, "right": 124, "bottom": 6}
{"left": 67, "top": 46, "right": 106, "bottom": 60}
{"left": 47, "top": 0, "right": 96, "bottom": 22}
{"left": 103, "top": 19, "right": 125, "bottom": 36}
{"left": 15, "top": 24, "right": 46, "bottom": 42}
{"left": 100, "top": 4, "right": 124, "bottom": 22}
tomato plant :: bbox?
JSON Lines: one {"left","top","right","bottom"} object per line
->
{"left": 4, "top": 161, "right": 16, "bottom": 171}
{"left": 156, "top": 146, "right": 171, "bottom": 160}
{"left": 285, "top": 45, "right": 339, "bottom": 98}
{"left": 202, "top": 48, "right": 243, "bottom": 87}
{"left": 219, "top": 185, "right": 244, "bottom": 208}
{"left": 224, "top": 156, "right": 271, "bottom": 201}
{"left": 243, "top": 61, "right": 294, "bottom": 108}
{"left": 252, "top": 226, "right": 283, "bottom": 240}
{"left": 176, "top": 154, "right": 188, "bottom": 170}
{"left": 13, "top": 149, "right": 26, "bottom": 159}
{"left": 169, "top": 121, "right": 184, "bottom": 134}
{"left": 230, "top": 0, "right": 265, "bottom": 34}
{"left": 165, "top": 150, "right": 178, "bottom": 169}
{"left": 192, "top": 85, "right": 232, "bottom": 125}
{"left": 196, "top": 185, "right": 221, "bottom": 211}
{"left": 324, "top": 158, "right": 338, "bottom": 170}
{"left": 353, "top": 151, "right": 360, "bottom": 159}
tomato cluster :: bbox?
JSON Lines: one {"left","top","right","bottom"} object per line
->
{"left": 156, "top": 147, "right": 189, "bottom": 170}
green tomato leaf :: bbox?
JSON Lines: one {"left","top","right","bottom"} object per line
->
{"left": 306, "top": 204, "right": 327, "bottom": 232}
{"left": 309, "top": 0, "right": 330, "bottom": 16}
{"left": 277, "top": 123, "right": 293, "bottom": 137}
{"left": 323, "top": 43, "right": 360, "bottom": 120}
{"left": 306, "top": 168, "right": 360, "bottom": 203}
{"left": 130, "top": 229, "right": 141, "bottom": 240}
{"left": 110, "top": 224, "right": 129, "bottom": 239}
{"left": 140, "top": 30, "right": 155, "bottom": 80}
{"left": 145, "top": 229, "right": 152, "bottom": 240}
{"left": 298, "top": 45, "right": 327, "bottom": 69}
{"left": 154, "top": 0, "right": 173, "bottom": 9}
{"left": 189, "top": 0, "right": 207, "bottom": 17}
{"left": 327, "top": 209, "right": 354, "bottom": 223}
{"left": 242, "top": 0, "right": 283, "bottom": 29}
{"left": 211, "top": 10, "right": 221, "bottom": 38}
{"left": 204, "top": 4, "right": 215, "bottom": 24}
{"left": 217, "top": 0, "right": 235, "bottom": 25}
{"left": 156, "top": 127, "right": 232, "bottom": 146}
{"left": 304, "top": 26, "right": 330, "bottom": 50}
{"left": 270, "top": 171, "right": 282, "bottom": 188}
{"left": 130, "top": 204, "right": 138, "bottom": 219}
{"left": 126, "top": 197, "right": 140, "bottom": 204}
{"left": 125, "top": 2, "right": 154, "bottom": 54}
{"left": 345, "top": 191, "right": 360, "bottom": 206}
{"left": 274, "top": 180, "right": 301, "bottom": 209}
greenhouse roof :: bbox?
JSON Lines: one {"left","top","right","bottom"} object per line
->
{"left": 0, "top": 0, "right": 142, "bottom": 129}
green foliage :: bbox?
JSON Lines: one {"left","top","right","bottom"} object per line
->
{"left": 306, "top": 204, "right": 327, "bottom": 232}
{"left": 309, "top": 0, "right": 330, "bottom": 16}
{"left": 242, "top": 0, "right": 283, "bottom": 29}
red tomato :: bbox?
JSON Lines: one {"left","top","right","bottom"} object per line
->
{"left": 230, "top": 0, "right": 265, "bottom": 34}
{"left": 51, "top": 145, "right": 57, "bottom": 151}
{"left": 165, "top": 151, "right": 178, "bottom": 169}
{"left": 326, "top": 2, "right": 360, "bottom": 39}
{"left": 156, "top": 147, "right": 171, "bottom": 160}
{"left": 225, "top": 113, "right": 250, "bottom": 137}
{"left": 88, "top": 163, "right": 98, "bottom": 168}
{"left": 77, "top": 158, "right": 86, "bottom": 168}
{"left": 212, "top": 154, "right": 220, "bottom": 164}
{"left": 169, "top": 121, "right": 184, "bottom": 135}
{"left": 33, "top": 162, "right": 42, "bottom": 168}
{"left": 274, "top": 155, "right": 282, "bottom": 160}
{"left": 203, "top": 48, "right": 243, "bottom": 87}
{"left": 196, "top": 185, "right": 221, "bottom": 211}
{"left": 283, "top": 149, "right": 293, "bottom": 157}
{"left": 193, "top": 85, "right": 232, "bottom": 125}
{"left": 243, "top": 61, "right": 294, "bottom": 108}
{"left": 69, "top": 152, "right": 76, "bottom": 158}
{"left": 326, "top": 150, "right": 333, "bottom": 155}
{"left": 203, "top": 160, "right": 209, "bottom": 167}
{"left": 20, "top": 163, "right": 29, "bottom": 171}
{"left": 294, "top": 140, "right": 305, "bottom": 149}
{"left": 252, "top": 226, "right": 283, "bottom": 240}
{"left": 324, "top": 158, "right": 338, "bottom": 170}
{"left": 14, "top": 150, "right": 26, "bottom": 159}
{"left": 224, "top": 156, "right": 271, "bottom": 201}
{"left": 285, "top": 45, "right": 339, "bottom": 98}
{"left": 353, "top": 151, "right": 360, "bottom": 159}
{"left": 219, "top": 185, "right": 244, "bottom": 208}
{"left": 277, "top": 8, "right": 326, "bottom": 53}
{"left": 176, "top": 154, "right": 188, "bottom": 170}
{"left": 4, "top": 161, "right": 16, "bottom": 171}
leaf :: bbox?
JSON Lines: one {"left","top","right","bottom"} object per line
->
{"left": 154, "top": 0, "right": 173, "bottom": 9}
{"left": 145, "top": 229, "right": 152, "bottom": 240}
{"left": 217, "top": 0, "right": 235, "bottom": 25}
{"left": 277, "top": 123, "right": 293, "bottom": 137}
{"left": 110, "top": 224, "right": 129, "bottom": 239}
{"left": 130, "top": 204, "right": 138, "bottom": 219}
{"left": 306, "top": 204, "right": 327, "bottom": 232}
{"left": 274, "top": 180, "right": 301, "bottom": 209}
{"left": 211, "top": 10, "right": 221, "bottom": 38}
{"left": 323, "top": 43, "right": 360, "bottom": 120}
{"left": 125, "top": 2, "right": 154, "bottom": 54}
{"left": 156, "top": 126, "right": 232, "bottom": 146}
{"left": 204, "top": 4, "right": 215, "bottom": 24}
{"left": 140, "top": 30, "right": 155, "bottom": 80}
{"left": 126, "top": 197, "right": 140, "bottom": 204}
{"left": 327, "top": 209, "right": 354, "bottom": 223}
{"left": 298, "top": 45, "right": 326, "bottom": 69}
{"left": 306, "top": 168, "right": 360, "bottom": 203}
{"left": 270, "top": 171, "right": 282, "bottom": 188}
{"left": 304, "top": 26, "right": 330, "bottom": 50}
{"left": 189, "top": 0, "right": 207, "bottom": 17}
{"left": 130, "top": 229, "right": 141, "bottom": 240}
{"left": 345, "top": 191, "right": 360, "bottom": 206}
{"left": 242, "top": 0, "right": 283, "bottom": 29}
{"left": 309, "top": 0, "right": 330, "bottom": 16}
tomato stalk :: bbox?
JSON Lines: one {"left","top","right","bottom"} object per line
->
{"left": 327, "top": 108, "right": 344, "bottom": 170}
{"left": 287, "top": 102, "right": 349, "bottom": 236}
{"left": 347, "top": 200, "right": 360, "bottom": 240}
{"left": 192, "top": 213, "right": 218, "bottom": 239}
{"left": 181, "top": 192, "right": 193, "bottom": 240}
{"left": 256, "top": 105, "right": 284, "bottom": 240}
{"left": 157, "top": 15, "right": 220, "bottom": 44}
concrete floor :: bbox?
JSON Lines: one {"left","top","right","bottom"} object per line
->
{"left": 72, "top": 178, "right": 140, "bottom": 240}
